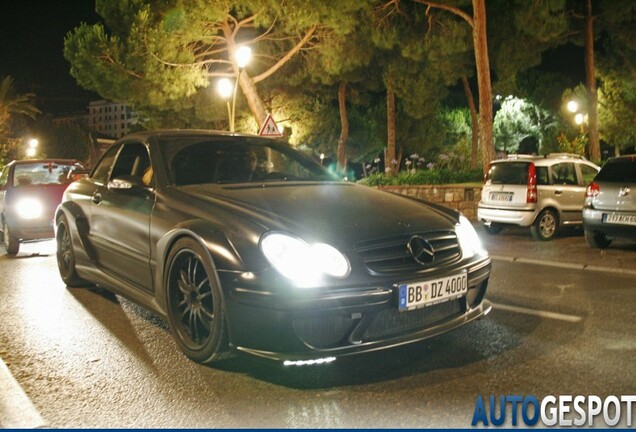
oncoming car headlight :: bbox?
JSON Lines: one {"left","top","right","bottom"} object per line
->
{"left": 456, "top": 215, "right": 487, "bottom": 259}
{"left": 15, "top": 198, "right": 43, "bottom": 220}
{"left": 260, "top": 232, "right": 350, "bottom": 286}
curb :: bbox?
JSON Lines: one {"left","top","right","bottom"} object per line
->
{"left": 490, "top": 254, "right": 636, "bottom": 276}
{"left": 0, "top": 357, "right": 47, "bottom": 429}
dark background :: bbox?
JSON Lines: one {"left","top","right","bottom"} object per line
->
{"left": 0, "top": 0, "right": 101, "bottom": 114}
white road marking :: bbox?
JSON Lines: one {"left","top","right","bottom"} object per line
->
{"left": 490, "top": 255, "right": 636, "bottom": 276}
{"left": 491, "top": 302, "right": 583, "bottom": 323}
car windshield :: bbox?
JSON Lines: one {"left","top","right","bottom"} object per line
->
{"left": 486, "top": 162, "right": 529, "bottom": 185}
{"left": 596, "top": 159, "right": 636, "bottom": 183}
{"left": 12, "top": 162, "right": 82, "bottom": 187}
{"left": 160, "top": 136, "right": 338, "bottom": 186}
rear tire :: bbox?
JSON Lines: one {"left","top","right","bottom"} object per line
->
{"left": 584, "top": 229, "right": 612, "bottom": 249}
{"left": 165, "top": 237, "right": 231, "bottom": 364}
{"left": 483, "top": 222, "right": 503, "bottom": 235}
{"left": 3, "top": 220, "right": 19, "bottom": 255}
{"left": 56, "top": 215, "right": 90, "bottom": 287}
{"left": 530, "top": 209, "right": 558, "bottom": 241}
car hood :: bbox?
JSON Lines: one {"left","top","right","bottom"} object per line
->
{"left": 177, "top": 182, "right": 458, "bottom": 250}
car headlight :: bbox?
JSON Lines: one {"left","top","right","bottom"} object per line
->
{"left": 260, "top": 232, "right": 350, "bottom": 287}
{"left": 456, "top": 215, "right": 487, "bottom": 259}
{"left": 15, "top": 198, "right": 43, "bottom": 220}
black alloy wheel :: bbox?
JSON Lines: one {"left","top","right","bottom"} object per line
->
{"left": 3, "top": 220, "right": 19, "bottom": 255}
{"left": 165, "top": 237, "right": 230, "bottom": 364}
{"left": 56, "top": 215, "right": 88, "bottom": 286}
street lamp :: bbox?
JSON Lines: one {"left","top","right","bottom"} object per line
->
{"left": 574, "top": 113, "right": 586, "bottom": 134}
{"left": 217, "top": 78, "right": 234, "bottom": 131}
{"left": 26, "top": 138, "right": 38, "bottom": 158}
{"left": 567, "top": 100, "right": 579, "bottom": 113}
{"left": 230, "top": 45, "right": 252, "bottom": 133}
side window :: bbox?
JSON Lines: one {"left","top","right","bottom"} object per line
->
{"left": 536, "top": 166, "right": 549, "bottom": 185}
{"left": 111, "top": 142, "right": 153, "bottom": 187}
{"left": 550, "top": 163, "right": 577, "bottom": 185}
{"left": 91, "top": 145, "right": 120, "bottom": 184}
{"left": 579, "top": 164, "right": 598, "bottom": 186}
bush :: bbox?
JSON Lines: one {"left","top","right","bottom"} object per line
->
{"left": 358, "top": 168, "right": 483, "bottom": 186}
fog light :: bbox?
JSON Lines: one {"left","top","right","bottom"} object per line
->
{"left": 283, "top": 357, "right": 336, "bottom": 367}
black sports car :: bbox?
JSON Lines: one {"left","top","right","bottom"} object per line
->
{"left": 56, "top": 130, "right": 491, "bottom": 366}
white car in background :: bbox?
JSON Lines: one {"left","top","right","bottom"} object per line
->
{"left": 478, "top": 154, "right": 600, "bottom": 241}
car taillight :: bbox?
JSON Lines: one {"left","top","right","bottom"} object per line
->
{"left": 483, "top": 163, "right": 491, "bottom": 184}
{"left": 586, "top": 182, "right": 600, "bottom": 198}
{"left": 527, "top": 163, "right": 537, "bottom": 203}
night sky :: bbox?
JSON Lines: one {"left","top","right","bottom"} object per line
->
{"left": 0, "top": 0, "right": 101, "bottom": 114}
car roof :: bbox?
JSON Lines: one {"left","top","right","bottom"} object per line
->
{"left": 491, "top": 153, "right": 594, "bottom": 167}
{"left": 119, "top": 129, "right": 284, "bottom": 143}
{"left": 8, "top": 159, "right": 83, "bottom": 166}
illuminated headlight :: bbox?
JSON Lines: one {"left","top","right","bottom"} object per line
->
{"left": 15, "top": 198, "right": 43, "bottom": 220}
{"left": 456, "top": 215, "right": 487, "bottom": 259}
{"left": 260, "top": 232, "right": 350, "bottom": 286}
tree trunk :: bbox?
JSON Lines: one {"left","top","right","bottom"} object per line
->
{"left": 386, "top": 88, "right": 397, "bottom": 176}
{"left": 238, "top": 71, "right": 268, "bottom": 131}
{"left": 336, "top": 81, "right": 349, "bottom": 176}
{"left": 472, "top": 0, "right": 495, "bottom": 172}
{"left": 585, "top": 0, "right": 601, "bottom": 162}
{"left": 462, "top": 76, "right": 479, "bottom": 169}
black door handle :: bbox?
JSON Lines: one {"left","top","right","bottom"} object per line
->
{"left": 91, "top": 192, "right": 102, "bottom": 204}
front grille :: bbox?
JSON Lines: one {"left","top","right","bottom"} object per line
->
{"left": 355, "top": 230, "right": 462, "bottom": 274}
{"left": 363, "top": 299, "right": 462, "bottom": 342}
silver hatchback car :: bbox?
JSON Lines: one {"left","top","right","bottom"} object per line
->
{"left": 583, "top": 155, "right": 636, "bottom": 248}
{"left": 478, "top": 154, "right": 600, "bottom": 241}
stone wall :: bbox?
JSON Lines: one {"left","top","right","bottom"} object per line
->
{"left": 376, "top": 185, "right": 483, "bottom": 220}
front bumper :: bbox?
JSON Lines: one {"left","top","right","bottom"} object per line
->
{"left": 5, "top": 214, "right": 55, "bottom": 241}
{"left": 222, "top": 256, "right": 492, "bottom": 361}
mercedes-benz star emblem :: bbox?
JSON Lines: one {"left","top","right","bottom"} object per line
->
{"left": 407, "top": 235, "right": 435, "bottom": 265}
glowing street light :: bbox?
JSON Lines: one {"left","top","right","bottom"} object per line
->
{"left": 230, "top": 45, "right": 252, "bottom": 133}
{"left": 26, "top": 138, "right": 38, "bottom": 158}
{"left": 567, "top": 100, "right": 579, "bottom": 113}
{"left": 217, "top": 78, "right": 234, "bottom": 131}
{"left": 574, "top": 113, "right": 585, "bottom": 125}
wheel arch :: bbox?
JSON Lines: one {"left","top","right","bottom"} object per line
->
{"left": 533, "top": 205, "right": 561, "bottom": 226}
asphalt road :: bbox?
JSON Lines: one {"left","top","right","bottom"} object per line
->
{"left": 0, "top": 233, "right": 634, "bottom": 428}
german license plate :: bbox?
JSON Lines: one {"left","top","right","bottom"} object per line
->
{"left": 604, "top": 213, "right": 636, "bottom": 226}
{"left": 398, "top": 272, "right": 468, "bottom": 311}
{"left": 490, "top": 192, "right": 513, "bottom": 202}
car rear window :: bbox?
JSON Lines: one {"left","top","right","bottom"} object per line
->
{"left": 596, "top": 159, "right": 636, "bottom": 182}
{"left": 487, "top": 162, "right": 529, "bottom": 185}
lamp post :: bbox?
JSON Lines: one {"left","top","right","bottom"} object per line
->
{"left": 217, "top": 78, "right": 233, "bottom": 131}
{"left": 26, "top": 138, "right": 38, "bottom": 158}
{"left": 230, "top": 45, "right": 252, "bottom": 133}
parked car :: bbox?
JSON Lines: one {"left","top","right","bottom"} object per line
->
{"left": 0, "top": 159, "right": 87, "bottom": 255}
{"left": 55, "top": 130, "right": 492, "bottom": 365}
{"left": 477, "top": 153, "right": 600, "bottom": 241}
{"left": 583, "top": 155, "right": 636, "bottom": 248}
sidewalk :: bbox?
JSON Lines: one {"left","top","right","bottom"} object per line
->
{"left": 0, "top": 357, "right": 47, "bottom": 428}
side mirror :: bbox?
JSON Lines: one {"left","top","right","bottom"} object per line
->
{"left": 107, "top": 175, "right": 148, "bottom": 193}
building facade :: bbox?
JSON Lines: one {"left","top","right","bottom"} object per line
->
{"left": 88, "top": 100, "right": 137, "bottom": 139}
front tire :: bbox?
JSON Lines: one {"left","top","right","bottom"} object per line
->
{"left": 3, "top": 220, "right": 19, "bottom": 255}
{"left": 531, "top": 209, "right": 558, "bottom": 241}
{"left": 56, "top": 215, "right": 89, "bottom": 287}
{"left": 165, "top": 237, "right": 231, "bottom": 364}
{"left": 584, "top": 229, "right": 612, "bottom": 249}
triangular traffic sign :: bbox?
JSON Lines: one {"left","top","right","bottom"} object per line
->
{"left": 258, "top": 113, "right": 283, "bottom": 137}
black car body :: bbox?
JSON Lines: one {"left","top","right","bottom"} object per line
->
{"left": 56, "top": 130, "right": 491, "bottom": 365}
